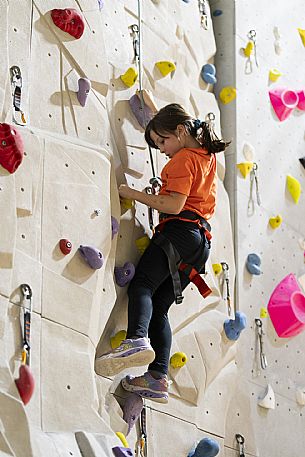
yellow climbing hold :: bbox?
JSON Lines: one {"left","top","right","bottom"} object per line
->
{"left": 219, "top": 86, "right": 236, "bottom": 104}
{"left": 287, "top": 174, "right": 301, "bottom": 204}
{"left": 135, "top": 235, "right": 150, "bottom": 254}
{"left": 244, "top": 41, "right": 254, "bottom": 57}
{"left": 298, "top": 28, "right": 305, "bottom": 47}
{"left": 269, "top": 69, "right": 282, "bottom": 82}
{"left": 120, "top": 67, "right": 138, "bottom": 88}
{"left": 260, "top": 307, "right": 268, "bottom": 318}
{"left": 121, "top": 198, "right": 134, "bottom": 210}
{"left": 212, "top": 263, "right": 222, "bottom": 275}
{"left": 110, "top": 330, "right": 127, "bottom": 349}
{"left": 116, "top": 432, "right": 129, "bottom": 448}
{"left": 170, "top": 352, "right": 188, "bottom": 368}
{"left": 269, "top": 214, "right": 283, "bottom": 229}
{"left": 155, "top": 61, "right": 176, "bottom": 77}
{"left": 236, "top": 162, "right": 254, "bottom": 178}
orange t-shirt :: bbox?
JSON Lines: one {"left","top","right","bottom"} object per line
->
{"left": 159, "top": 147, "right": 217, "bottom": 220}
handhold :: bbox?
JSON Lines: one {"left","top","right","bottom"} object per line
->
{"left": 170, "top": 351, "right": 188, "bottom": 368}
{"left": 121, "top": 198, "right": 134, "bottom": 210}
{"left": 51, "top": 9, "right": 85, "bottom": 39}
{"left": 286, "top": 174, "right": 301, "bottom": 204}
{"left": 110, "top": 330, "right": 127, "bottom": 349}
{"left": 120, "top": 68, "right": 138, "bottom": 88}
{"left": 296, "top": 387, "right": 305, "bottom": 406}
{"left": 298, "top": 28, "right": 305, "bottom": 47}
{"left": 224, "top": 311, "right": 247, "bottom": 341}
{"left": 219, "top": 86, "right": 236, "bottom": 104}
{"left": 78, "top": 245, "right": 104, "bottom": 269}
{"left": 269, "top": 87, "right": 299, "bottom": 121}
{"left": 15, "top": 365, "right": 35, "bottom": 405}
{"left": 246, "top": 253, "right": 262, "bottom": 275}
{"left": 155, "top": 61, "right": 176, "bottom": 77}
{"left": 260, "top": 307, "right": 268, "bottom": 318}
{"left": 296, "top": 90, "right": 305, "bottom": 110}
{"left": 299, "top": 156, "right": 305, "bottom": 169}
{"left": 267, "top": 273, "right": 305, "bottom": 337}
{"left": 114, "top": 262, "right": 135, "bottom": 287}
{"left": 77, "top": 78, "right": 91, "bottom": 107}
{"left": 0, "top": 123, "right": 24, "bottom": 173}
{"left": 236, "top": 161, "right": 254, "bottom": 178}
{"left": 188, "top": 437, "right": 220, "bottom": 457}
{"left": 269, "top": 69, "right": 282, "bottom": 82}
{"left": 269, "top": 214, "right": 283, "bottom": 229}
{"left": 258, "top": 384, "right": 275, "bottom": 409}
{"left": 112, "top": 447, "right": 134, "bottom": 457}
{"left": 59, "top": 239, "right": 72, "bottom": 255}
{"left": 115, "top": 432, "right": 129, "bottom": 448}
{"left": 213, "top": 9, "right": 223, "bottom": 16}
{"left": 244, "top": 41, "right": 254, "bottom": 57}
{"left": 135, "top": 235, "right": 150, "bottom": 254}
{"left": 200, "top": 63, "right": 217, "bottom": 85}
{"left": 122, "top": 393, "right": 144, "bottom": 435}
{"left": 212, "top": 263, "right": 222, "bottom": 275}
{"left": 129, "top": 94, "right": 154, "bottom": 129}
{"left": 242, "top": 142, "right": 255, "bottom": 161}
{"left": 111, "top": 216, "right": 119, "bottom": 239}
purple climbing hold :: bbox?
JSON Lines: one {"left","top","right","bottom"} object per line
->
{"left": 77, "top": 78, "right": 91, "bottom": 107}
{"left": 111, "top": 216, "right": 119, "bottom": 239}
{"left": 123, "top": 393, "right": 144, "bottom": 435}
{"left": 114, "top": 262, "right": 135, "bottom": 287}
{"left": 78, "top": 245, "right": 104, "bottom": 269}
{"left": 129, "top": 94, "right": 154, "bottom": 129}
{"left": 97, "top": 0, "right": 104, "bottom": 10}
{"left": 112, "top": 447, "right": 134, "bottom": 457}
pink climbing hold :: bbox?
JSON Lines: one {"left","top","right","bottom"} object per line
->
{"left": 296, "top": 90, "right": 305, "bottom": 110}
{"left": 267, "top": 273, "right": 305, "bottom": 338}
{"left": 269, "top": 87, "right": 299, "bottom": 121}
{"left": 15, "top": 365, "right": 35, "bottom": 405}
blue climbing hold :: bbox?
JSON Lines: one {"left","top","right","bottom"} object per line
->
{"left": 200, "top": 64, "right": 217, "bottom": 85}
{"left": 246, "top": 253, "right": 262, "bottom": 275}
{"left": 224, "top": 311, "right": 247, "bottom": 341}
{"left": 213, "top": 9, "right": 223, "bottom": 17}
{"left": 188, "top": 438, "right": 220, "bottom": 457}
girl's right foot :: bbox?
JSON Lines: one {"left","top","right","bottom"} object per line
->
{"left": 121, "top": 371, "right": 169, "bottom": 404}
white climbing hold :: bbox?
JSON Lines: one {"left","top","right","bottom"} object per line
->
{"left": 258, "top": 384, "right": 275, "bottom": 409}
{"left": 242, "top": 142, "right": 255, "bottom": 161}
{"left": 296, "top": 387, "right": 305, "bottom": 406}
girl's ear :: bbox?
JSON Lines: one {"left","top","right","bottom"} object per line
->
{"left": 176, "top": 124, "right": 186, "bottom": 137}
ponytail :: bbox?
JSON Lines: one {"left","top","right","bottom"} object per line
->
{"left": 191, "top": 118, "right": 231, "bottom": 154}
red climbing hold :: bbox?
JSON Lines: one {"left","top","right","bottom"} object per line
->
{"left": 59, "top": 239, "right": 72, "bottom": 255}
{"left": 0, "top": 123, "right": 24, "bottom": 174}
{"left": 15, "top": 365, "right": 35, "bottom": 405}
{"left": 51, "top": 9, "right": 85, "bottom": 39}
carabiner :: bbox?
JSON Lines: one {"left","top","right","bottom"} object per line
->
{"left": 235, "top": 434, "right": 245, "bottom": 457}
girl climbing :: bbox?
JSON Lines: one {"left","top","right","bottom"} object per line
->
{"left": 95, "top": 103, "right": 230, "bottom": 403}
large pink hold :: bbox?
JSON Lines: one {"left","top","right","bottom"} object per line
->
{"left": 269, "top": 87, "right": 299, "bottom": 121}
{"left": 51, "top": 9, "right": 85, "bottom": 39}
{"left": 0, "top": 123, "right": 24, "bottom": 173}
{"left": 267, "top": 273, "right": 305, "bottom": 338}
{"left": 296, "top": 90, "right": 305, "bottom": 110}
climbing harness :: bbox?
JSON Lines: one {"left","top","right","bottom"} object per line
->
{"left": 136, "top": 403, "right": 147, "bottom": 457}
{"left": 198, "top": 0, "right": 209, "bottom": 29}
{"left": 247, "top": 162, "right": 261, "bottom": 215}
{"left": 145, "top": 177, "right": 162, "bottom": 231}
{"left": 221, "top": 262, "right": 231, "bottom": 315}
{"left": 255, "top": 318, "right": 268, "bottom": 370}
{"left": 235, "top": 434, "right": 245, "bottom": 457}
{"left": 244, "top": 30, "right": 258, "bottom": 74}
{"left": 20, "top": 284, "right": 32, "bottom": 366}
{"left": 10, "top": 66, "right": 26, "bottom": 125}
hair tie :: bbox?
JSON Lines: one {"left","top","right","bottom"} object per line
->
{"left": 193, "top": 118, "right": 202, "bottom": 130}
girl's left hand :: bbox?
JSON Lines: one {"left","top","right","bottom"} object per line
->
{"left": 118, "top": 184, "right": 134, "bottom": 199}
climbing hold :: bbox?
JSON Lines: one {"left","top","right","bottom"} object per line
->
{"left": 0, "top": 123, "right": 24, "bottom": 174}
{"left": 260, "top": 307, "right": 268, "bottom": 318}
{"left": 200, "top": 63, "right": 217, "bottom": 84}
{"left": 269, "top": 215, "right": 283, "bottom": 229}
{"left": 135, "top": 235, "right": 150, "bottom": 254}
{"left": 296, "top": 90, "right": 305, "bottom": 110}
{"left": 246, "top": 253, "right": 262, "bottom": 275}
{"left": 155, "top": 61, "right": 176, "bottom": 77}
{"left": 188, "top": 437, "right": 220, "bottom": 457}
{"left": 170, "top": 352, "right": 188, "bottom": 368}
{"left": 115, "top": 432, "right": 129, "bottom": 448}
{"left": 258, "top": 384, "right": 275, "bottom": 409}
{"left": 110, "top": 330, "right": 127, "bottom": 349}
{"left": 242, "top": 142, "right": 255, "bottom": 161}
{"left": 97, "top": 0, "right": 104, "bottom": 10}
{"left": 114, "top": 262, "right": 135, "bottom": 287}
{"left": 219, "top": 86, "right": 236, "bottom": 104}
{"left": 212, "top": 263, "right": 222, "bottom": 275}
{"left": 223, "top": 311, "right": 247, "bottom": 341}
{"left": 213, "top": 9, "right": 223, "bottom": 17}
{"left": 111, "top": 216, "right": 119, "bottom": 239}
{"left": 267, "top": 273, "right": 305, "bottom": 338}
{"left": 244, "top": 41, "right": 254, "bottom": 57}
{"left": 129, "top": 94, "right": 154, "bottom": 129}
{"left": 299, "top": 156, "right": 305, "bottom": 169}
{"left": 78, "top": 245, "right": 104, "bottom": 269}
{"left": 123, "top": 393, "right": 144, "bottom": 435}
{"left": 182, "top": 0, "right": 191, "bottom": 3}
{"left": 112, "top": 447, "right": 134, "bottom": 457}
{"left": 15, "top": 365, "right": 35, "bottom": 405}
{"left": 51, "top": 9, "right": 85, "bottom": 39}
{"left": 298, "top": 28, "right": 305, "bottom": 47}
{"left": 77, "top": 78, "right": 91, "bottom": 107}
{"left": 269, "top": 87, "right": 299, "bottom": 121}
{"left": 120, "top": 68, "right": 138, "bottom": 88}
{"left": 286, "top": 174, "right": 301, "bottom": 204}
{"left": 296, "top": 387, "right": 305, "bottom": 406}
{"left": 236, "top": 162, "right": 254, "bottom": 178}
{"left": 59, "top": 239, "right": 72, "bottom": 255}
{"left": 269, "top": 69, "right": 282, "bottom": 82}
{"left": 121, "top": 198, "right": 134, "bottom": 210}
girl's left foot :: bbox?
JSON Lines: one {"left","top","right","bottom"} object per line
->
{"left": 121, "top": 371, "right": 168, "bottom": 403}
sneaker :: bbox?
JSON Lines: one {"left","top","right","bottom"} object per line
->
{"left": 121, "top": 371, "right": 169, "bottom": 404}
{"left": 95, "top": 337, "right": 155, "bottom": 377}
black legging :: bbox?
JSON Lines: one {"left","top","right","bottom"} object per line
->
{"left": 126, "top": 219, "right": 211, "bottom": 374}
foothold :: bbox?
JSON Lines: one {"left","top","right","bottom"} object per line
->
{"left": 110, "top": 330, "right": 127, "bottom": 349}
{"left": 120, "top": 67, "right": 138, "bottom": 88}
{"left": 77, "top": 78, "right": 91, "bottom": 107}
{"left": 269, "top": 215, "right": 283, "bottom": 229}
{"left": 111, "top": 216, "right": 119, "bottom": 239}
{"left": 269, "top": 69, "right": 282, "bottom": 82}
{"left": 258, "top": 384, "right": 275, "bottom": 409}
{"left": 286, "top": 174, "right": 301, "bottom": 204}
{"left": 242, "top": 142, "right": 255, "bottom": 161}
{"left": 296, "top": 387, "right": 305, "bottom": 406}
{"left": 213, "top": 9, "right": 223, "bottom": 17}
{"left": 115, "top": 432, "right": 129, "bottom": 448}
{"left": 114, "top": 262, "right": 135, "bottom": 287}
{"left": 200, "top": 63, "right": 217, "bottom": 85}
{"left": 299, "top": 156, "right": 305, "bottom": 169}
{"left": 244, "top": 41, "right": 254, "bottom": 57}
{"left": 112, "top": 447, "right": 134, "bottom": 457}
{"left": 219, "top": 86, "right": 236, "bottom": 104}
{"left": 155, "top": 61, "right": 176, "bottom": 77}
{"left": 59, "top": 239, "right": 72, "bottom": 255}
{"left": 236, "top": 161, "right": 254, "bottom": 178}
{"left": 298, "top": 28, "right": 305, "bottom": 47}
{"left": 0, "top": 123, "right": 24, "bottom": 174}
{"left": 121, "top": 198, "right": 134, "bottom": 210}
{"left": 188, "top": 437, "right": 220, "bottom": 457}
{"left": 122, "top": 393, "right": 144, "bottom": 435}
{"left": 296, "top": 90, "right": 305, "bottom": 110}
{"left": 224, "top": 311, "right": 247, "bottom": 341}
{"left": 260, "top": 307, "right": 268, "bottom": 318}
{"left": 78, "top": 245, "right": 104, "bottom": 269}
{"left": 246, "top": 253, "right": 262, "bottom": 275}
{"left": 135, "top": 235, "right": 150, "bottom": 254}
{"left": 212, "top": 263, "right": 222, "bottom": 275}
{"left": 129, "top": 94, "right": 154, "bottom": 129}
{"left": 269, "top": 87, "right": 299, "bottom": 121}
{"left": 170, "top": 352, "right": 188, "bottom": 368}
{"left": 51, "top": 8, "right": 85, "bottom": 39}
{"left": 15, "top": 365, "right": 35, "bottom": 405}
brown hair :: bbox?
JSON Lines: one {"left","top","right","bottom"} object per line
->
{"left": 144, "top": 103, "right": 230, "bottom": 154}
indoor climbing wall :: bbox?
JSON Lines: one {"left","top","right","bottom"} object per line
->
{"left": 212, "top": 0, "right": 305, "bottom": 455}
